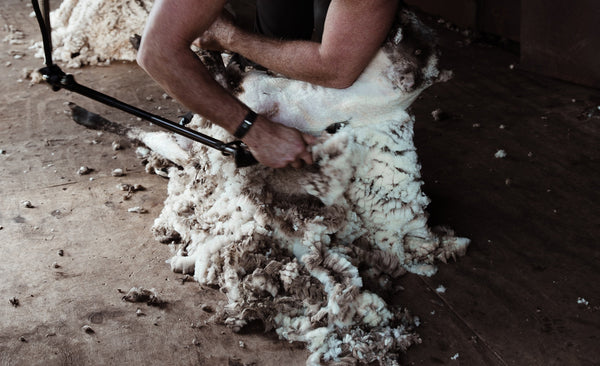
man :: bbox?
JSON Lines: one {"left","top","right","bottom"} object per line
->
{"left": 137, "top": 0, "right": 399, "bottom": 168}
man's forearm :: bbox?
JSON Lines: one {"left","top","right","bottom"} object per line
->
{"left": 228, "top": 31, "right": 345, "bottom": 88}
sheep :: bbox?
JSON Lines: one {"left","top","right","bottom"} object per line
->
{"left": 52, "top": 2, "right": 469, "bottom": 363}
{"left": 144, "top": 9, "right": 469, "bottom": 365}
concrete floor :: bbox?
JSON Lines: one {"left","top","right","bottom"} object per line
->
{"left": 1, "top": 0, "right": 599, "bottom": 365}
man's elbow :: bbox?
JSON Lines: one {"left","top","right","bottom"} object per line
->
{"left": 136, "top": 39, "right": 154, "bottom": 73}
{"left": 326, "top": 75, "right": 358, "bottom": 89}
{"left": 321, "top": 68, "right": 362, "bottom": 89}
{"left": 136, "top": 35, "right": 172, "bottom": 76}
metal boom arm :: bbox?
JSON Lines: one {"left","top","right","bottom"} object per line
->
{"left": 30, "top": 0, "right": 257, "bottom": 167}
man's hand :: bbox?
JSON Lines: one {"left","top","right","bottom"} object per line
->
{"left": 242, "top": 116, "right": 316, "bottom": 169}
{"left": 193, "top": 11, "right": 237, "bottom": 52}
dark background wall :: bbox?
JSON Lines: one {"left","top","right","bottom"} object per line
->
{"left": 405, "top": 0, "right": 600, "bottom": 88}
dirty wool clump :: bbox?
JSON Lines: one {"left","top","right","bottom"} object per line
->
{"left": 121, "top": 286, "right": 166, "bottom": 307}
{"left": 33, "top": 0, "right": 152, "bottom": 68}
{"left": 131, "top": 9, "right": 469, "bottom": 365}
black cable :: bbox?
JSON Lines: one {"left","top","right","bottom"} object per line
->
{"left": 31, "top": 0, "right": 53, "bottom": 66}
{"left": 43, "top": 0, "right": 52, "bottom": 53}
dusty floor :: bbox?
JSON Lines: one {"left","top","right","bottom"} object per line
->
{"left": 1, "top": 0, "right": 599, "bottom": 365}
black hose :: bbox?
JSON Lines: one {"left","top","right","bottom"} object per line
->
{"left": 31, "top": 0, "right": 53, "bottom": 67}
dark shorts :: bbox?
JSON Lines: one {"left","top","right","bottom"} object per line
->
{"left": 255, "top": 0, "right": 332, "bottom": 40}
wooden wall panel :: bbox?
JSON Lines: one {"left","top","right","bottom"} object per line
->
{"left": 521, "top": 0, "right": 600, "bottom": 88}
{"left": 404, "top": 0, "right": 477, "bottom": 29}
{"left": 478, "top": 0, "right": 520, "bottom": 42}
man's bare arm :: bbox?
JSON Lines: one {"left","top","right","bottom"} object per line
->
{"left": 137, "top": 0, "right": 314, "bottom": 168}
{"left": 199, "top": 0, "right": 399, "bottom": 88}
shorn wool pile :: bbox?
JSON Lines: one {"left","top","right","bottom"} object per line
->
{"left": 42, "top": 1, "right": 469, "bottom": 364}
{"left": 34, "top": 0, "right": 152, "bottom": 67}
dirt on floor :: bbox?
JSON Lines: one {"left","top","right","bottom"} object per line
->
{"left": 1, "top": 0, "right": 599, "bottom": 365}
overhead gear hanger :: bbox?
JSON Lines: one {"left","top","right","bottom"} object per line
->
{"left": 31, "top": 0, "right": 258, "bottom": 167}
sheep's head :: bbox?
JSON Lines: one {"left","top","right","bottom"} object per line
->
{"left": 381, "top": 9, "right": 448, "bottom": 93}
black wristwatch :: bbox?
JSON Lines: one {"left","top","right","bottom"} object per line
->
{"left": 233, "top": 110, "right": 258, "bottom": 139}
